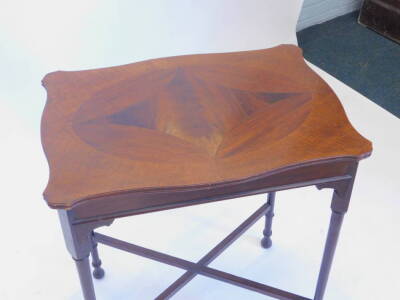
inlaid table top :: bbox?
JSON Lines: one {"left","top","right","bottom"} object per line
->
{"left": 41, "top": 45, "right": 372, "bottom": 219}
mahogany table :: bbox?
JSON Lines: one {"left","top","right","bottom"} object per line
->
{"left": 41, "top": 45, "right": 372, "bottom": 300}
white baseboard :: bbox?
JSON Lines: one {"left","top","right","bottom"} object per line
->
{"left": 297, "top": 0, "right": 363, "bottom": 31}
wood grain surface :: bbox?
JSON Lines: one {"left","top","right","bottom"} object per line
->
{"left": 41, "top": 45, "right": 372, "bottom": 216}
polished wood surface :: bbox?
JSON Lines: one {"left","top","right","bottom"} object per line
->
{"left": 41, "top": 45, "right": 372, "bottom": 214}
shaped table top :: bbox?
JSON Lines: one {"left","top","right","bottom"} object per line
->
{"left": 41, "top": 45, "right": 372, "bottom": 213}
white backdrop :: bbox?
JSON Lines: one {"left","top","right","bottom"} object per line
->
{"left": 1, "top": 1, "right": 399, "bottom": 299}
{"left": 1, "top": 0, "right": 303, "bottom": 126}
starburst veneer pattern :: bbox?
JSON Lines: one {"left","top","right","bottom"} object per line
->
{"left": 73, "top": 68, "right": 311, "bottom": 159}
{"left": 41, "top": 45, "right": 371, "bottom": 218}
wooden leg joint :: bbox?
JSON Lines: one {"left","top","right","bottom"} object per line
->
{"left": 58, "top": 210, "right": 114, "bottom": 259}
{"left": 316, "top": 162, "right": 358, "bottom": 213}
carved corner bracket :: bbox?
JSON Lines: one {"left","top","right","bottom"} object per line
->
{"left": 316, "top": 162, "right": 359, "bottom": 214}
{"left": 58, "top": 210, "right": 114, "bottom": 259}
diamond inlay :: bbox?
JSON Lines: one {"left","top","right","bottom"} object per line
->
{"left": 72, "top": 67, "right": 312, "bottom": 159}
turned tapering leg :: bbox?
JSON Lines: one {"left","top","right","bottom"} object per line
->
{"left": 91, "top": 233, "right": 105, "bottom": 279}
{"left": 314, "top": 163, "right": 358, "bottom": 300}
{"left": 261, "top": 192, "right": 276, "bottom": 249}
{"left": 58, "top": 210, "right": 113, "bottom": 300}
{"left": 313, "top": 210, "right": 345, "bottom": 300}
{"left": 75, "top": 257, "right": 96, "bottom": 300}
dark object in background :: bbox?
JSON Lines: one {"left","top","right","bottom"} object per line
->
{"left": 297, "top": 12, "right": 400, "bottom": 118}
{"left": 359, "top": 0, "right": 400, "bottom": 43}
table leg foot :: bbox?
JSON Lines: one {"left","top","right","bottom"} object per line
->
{"left": 91, "top": 239, "right": 105, "bottom": 279}
{"left": 261, "top": 192, "right": 276, "bottom": 249}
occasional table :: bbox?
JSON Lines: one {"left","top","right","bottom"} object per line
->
{"left": 41, "top": 45, "right": 372, "bottom": 300}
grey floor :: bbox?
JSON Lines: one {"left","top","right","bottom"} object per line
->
{"left": 298, "top": 11, "right": 400, "bottom": 118}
